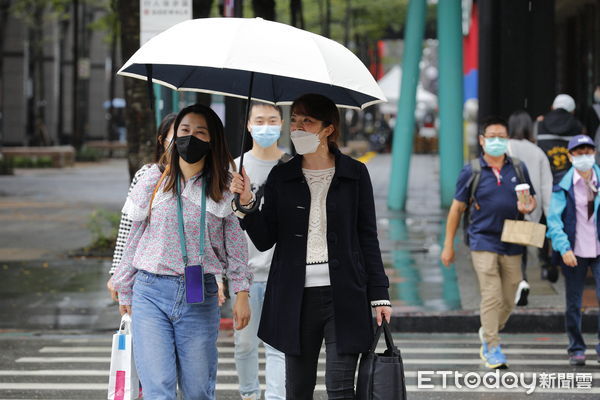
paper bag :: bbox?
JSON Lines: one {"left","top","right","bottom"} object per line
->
{"left": 501, "top": 220, "right": 546, "bottom": 248}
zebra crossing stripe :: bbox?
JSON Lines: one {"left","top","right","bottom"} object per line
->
{"left": 38, "top": 346, "right": 597, "bottom": 356}
{"left": 0, "top": 370, "right": 108, "bottom": 376}
{"left": 16, "top": 357, "right": 110, "bottom": 363}
{"left": 59, "top": 336, "right": 594, "bottom": 345}
{"left": 1, "top": 369, "right": 600, "bottom": 379}
{"left": 0, "top": 383, "right": 597, "bottom": 394}
{"left": 15, "top": 356, "right": 591, "bottom": 366}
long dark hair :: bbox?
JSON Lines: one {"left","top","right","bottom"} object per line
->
{"left": 508, "top": 110, "right": 534, "bottom": 142}
{"left": 291, "top": 93, "right": 340, "bottom": 150}
{"left": 162, "top": 104, "right": 234, "bottom": 202}
{"left": 155, "top": 113, "right": 177, "bottom": 163}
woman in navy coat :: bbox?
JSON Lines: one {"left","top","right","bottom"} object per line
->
{"left": 230, "top": 93, "right": 391, "bottom": 399}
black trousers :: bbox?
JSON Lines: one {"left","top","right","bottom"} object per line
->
{"left": 285, "top": 286, "right": 359, "bottom": 400}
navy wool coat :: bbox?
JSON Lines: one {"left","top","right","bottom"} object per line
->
{"left": 240, "top": 148, "right": 390, "bottom": 355}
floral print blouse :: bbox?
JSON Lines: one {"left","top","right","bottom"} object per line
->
{"left": 111, "top": 165, "right": 251, "bottom": 305}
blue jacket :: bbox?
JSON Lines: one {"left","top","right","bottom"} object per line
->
{"left": 546, "top": 165, "right": 600, "bottom": 256}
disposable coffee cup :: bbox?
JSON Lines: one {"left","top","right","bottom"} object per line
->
{"left": 515, "top": 183, "right": 531, "bottom": 204}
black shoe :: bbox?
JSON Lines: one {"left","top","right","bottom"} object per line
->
{"left": 541, "top": 264, "right": 559, "bottom": 283}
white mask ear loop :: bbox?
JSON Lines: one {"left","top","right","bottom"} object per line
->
{"left": 317, "top": 126, "right": 332, "bottom": 149}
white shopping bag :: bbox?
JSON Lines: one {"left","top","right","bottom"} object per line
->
{"left": 108, "top": 314, "right": 141, "bottom": 400}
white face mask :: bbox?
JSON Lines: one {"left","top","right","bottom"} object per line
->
{"left": 290, "top": 130, "right": 320, "bottom": 155}
{"left": 572, "top": 154, "right": 596, "bottom": 172}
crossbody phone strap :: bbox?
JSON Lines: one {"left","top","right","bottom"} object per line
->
{"left": 176, "top": 175, "right": 207, "bottom": 267}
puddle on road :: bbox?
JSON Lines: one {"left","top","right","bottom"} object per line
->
{"left": 381, "top": 213, "right": 462, "bottom": 312}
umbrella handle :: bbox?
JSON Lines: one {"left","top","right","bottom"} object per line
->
{"left": 233, "top": 192, "right": 261, "bottom": 214}
{"left": 232, "top": 71, "right": 258, "bottom": 215}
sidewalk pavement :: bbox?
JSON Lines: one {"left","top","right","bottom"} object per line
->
{"left": 0, "top": 155, "right": 597, "bottom": 334}
{"left": 0, "top": 160, "right": 129, "bottom": 261}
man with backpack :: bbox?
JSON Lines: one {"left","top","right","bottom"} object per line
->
{"left": 441, "top": 116, "right": 537, "bottom": 369}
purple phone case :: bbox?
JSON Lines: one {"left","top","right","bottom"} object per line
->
{"left": 185, "top": 265, "right": 205, "bottom": 304}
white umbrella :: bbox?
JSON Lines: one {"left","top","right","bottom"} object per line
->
{"left": 377, "top": 65, "right": 437, "bottom": 114}
{"left": 118, "top": 17, "right": 386, "bottom": 110}
{"left": 118, "top": 17, "right": 385, "bottom": 209}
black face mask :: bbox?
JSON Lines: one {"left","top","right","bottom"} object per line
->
{"left": 175, "top": 135, "right": 210, "bottom": 164}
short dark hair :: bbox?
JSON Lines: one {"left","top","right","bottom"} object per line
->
{"left": 250, "top": 101, "right": 283, "bottom": 119}
{"left": 508, "top": 110, "right": 533, "bottom": 141}
{"left": 480, "top": 116, "right": 508, "bottom": 135}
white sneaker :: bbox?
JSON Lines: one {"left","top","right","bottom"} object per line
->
{"left": 515, "top": 280, "right": 530, "bottom": 306}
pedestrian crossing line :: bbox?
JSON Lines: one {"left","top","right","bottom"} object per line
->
{"left": 16, "top": 357, "right": 110, "bottom": 363}
{"left": 0, "top": 383, "right": 107, "bottom": 390}
{"left": 37, "top": 346, "right": 597, "bottom": 356}
{"left": 1, "top": 369, "right": 600, "bottom": 379}
{"left": 39, "top": 347, "right": 109, "bottom": 353}
{"left": 0, "top": 382, "right": 597, "bottom": 394}
{"left": 14, "top": 356, "right": 590, "bottom": 366}
{"left": 60, "top": 336, "right": 592, "bottom": 345}
{"left": 60, "top": 338, "right": 112, "bottom": 344}
{"left": 0, "top": 370, "right": 108, "bottom": 376}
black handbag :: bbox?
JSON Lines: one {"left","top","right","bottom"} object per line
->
{"left": 356, "top": 319, "right": 407, "bottom": 400}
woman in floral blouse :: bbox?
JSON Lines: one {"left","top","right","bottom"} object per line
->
{"left": 111, "top": 103, "right": 252, "bottom": 400}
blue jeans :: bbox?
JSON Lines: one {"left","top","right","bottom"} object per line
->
{"left": 132, "top": 270, "right": 220, "bottom": 400}
{"left": 562, "top": 256, "right": 600, "bottom": 355}
{"left": 229, "top": 281, "right": 286, "bottom": 400}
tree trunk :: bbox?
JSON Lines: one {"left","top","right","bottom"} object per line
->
{"left": 117, "top": 0, "right": 155, "bottom": 180}
{"left": 193, "top": 0, "right": 213, "bottom": 106}
{"left": 26, "top": 2, "right": 49, "bottom": 147}
{"left": 107, "top": 0, "right": 117, "bottom": 147}
{"left": 290, "top": 0, "right": 304, "bottom": 29}
{"left": 56, "top": 18, "right": 69, "bottom": 144}
{"left": 324, "top": 0, "right": 330, "bottom": 37}
{"left": 76, "top": 3, "right": 93, "bottom": 148}
{"left": 252, "top": 0, "right": 275, "bottom": 20}
{"left": 31, "top": 4, "right": 48, "bottom": 145}
{"left": 193, "top": 0, "right": 213, "bottom": 18}
{"left": 71, "top": 0, "right": 80, "bottom": 149}
{"left": 0, "top": 0, "right": 11, "bottom": 150}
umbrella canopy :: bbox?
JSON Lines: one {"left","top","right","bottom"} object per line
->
{"left": 377, "top": 65, "right": 437, "bottom": 114}
{"left": 118, "top": 17, "right": 385, "bottom": 110}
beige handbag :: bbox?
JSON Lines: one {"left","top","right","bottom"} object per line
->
{"left": 501, "top": 220, "right": 547, "bottom": 248}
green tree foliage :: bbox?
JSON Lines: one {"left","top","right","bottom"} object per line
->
{"left": 10, "top": 0, "right": 72, "bottom": 25}
{"left": 87, "top": 0, "right": 118, "bottom": 44}
{"left": 276, "top": 0, "right": 409, "bottom": 43}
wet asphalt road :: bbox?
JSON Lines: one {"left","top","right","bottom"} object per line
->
{"left": 0, "top": 332, "right": 599, "bottom": 399}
